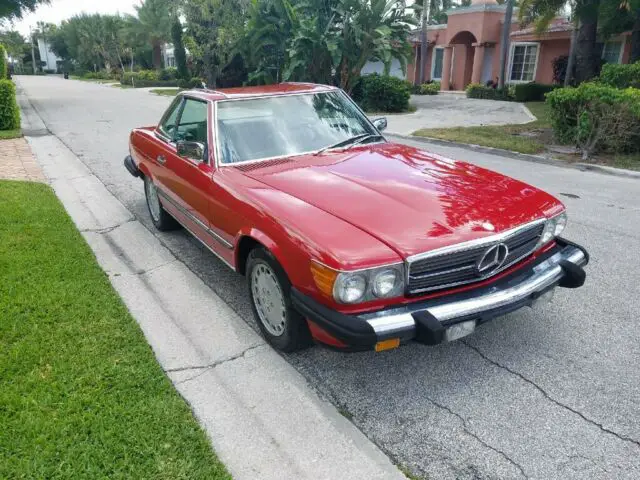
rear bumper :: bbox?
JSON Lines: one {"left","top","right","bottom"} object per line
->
{"left": 291, "top": 238, "right": 589, "bottom": 350}
{"left": 124, "top": 155, "right": 141, "bottom": 178}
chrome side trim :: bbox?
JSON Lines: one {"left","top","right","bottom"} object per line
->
{"left": 362, "top": 246, "right": 586, "bottom": 337}
{"left": 406, "top": 218, "right": 547, "bottom": 264}
{"left": 156, "top": 187, "right": 234, "bottom": 250}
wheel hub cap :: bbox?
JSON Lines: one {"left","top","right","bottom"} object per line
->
{"left": 251, "top": 263, "right": 286, "bottom": 337}
{"left": 146, "top": 180, "right": 161, "bottom": 222}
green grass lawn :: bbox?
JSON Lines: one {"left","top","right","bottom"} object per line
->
{"left": 413, "top": 101, "right": 551, "bottom": 154}
{"left": 0, "top": 180, "right": 230, "bottom": 479}
{"left": 0, "top": 129, "right": 22, "bottom": 140}
{"left": 150, "top": 88, "right": 181, "bottom": 97}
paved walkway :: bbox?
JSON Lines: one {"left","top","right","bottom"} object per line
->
{"left": 384, "top": 94, "right": 535, "bottom": 135}
{"left": 0, "top": 137, "right": 45, "bottom": 182}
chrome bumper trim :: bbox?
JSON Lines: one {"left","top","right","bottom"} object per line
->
{"left": 363, "top": 246, "right": 586, "bottom": 337}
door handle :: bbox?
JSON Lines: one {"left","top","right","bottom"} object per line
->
{"left": 156, "top": 155, "right": 166, "bottom": 165}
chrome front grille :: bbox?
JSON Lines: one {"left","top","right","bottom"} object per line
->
{"left": 407, "top": 220, "right": 546, "bottom": 294}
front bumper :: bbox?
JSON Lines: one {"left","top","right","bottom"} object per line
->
{"left": 291, "top": 238, "right": 589, "bottom": 350}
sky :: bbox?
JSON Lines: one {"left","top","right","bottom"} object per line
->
{"left": 8, "top": 0, "right": 139, "bottom": 37}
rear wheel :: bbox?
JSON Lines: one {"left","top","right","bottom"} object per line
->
{"left": 144, "top": 176, "right": 179, "bottom": 231}
{"left": 246, "top": 248, "right": 311, "bottom": 352}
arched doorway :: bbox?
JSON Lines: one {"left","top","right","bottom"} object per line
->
{"left": 448, "top": 31, "right": 478, "bottom": 90}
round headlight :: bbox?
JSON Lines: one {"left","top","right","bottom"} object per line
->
{"left": 554, "top": 212, "right": 567, "bottom": 236}
{"left": 539, "top": 220, "right": 555, "bottom": 246}
{"left": 372, "top": 269, "right": 400, "bottom": 298}
{"left": 334, "top": 273, "right": 367, "bottom": 304}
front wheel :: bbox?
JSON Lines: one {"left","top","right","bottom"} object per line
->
{"left": 246, "top": 248, "right": 311, "bottom": 352}
{"left": 144, "top": 176, "right": 178, "bottom": 231}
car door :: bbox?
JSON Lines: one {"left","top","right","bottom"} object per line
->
{"left": 154, "top": 97, "right": 214, "bottom": 232}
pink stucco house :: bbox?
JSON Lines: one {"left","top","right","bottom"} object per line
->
{"left": 406, "top": 0, "right": 635, "bottom": 91}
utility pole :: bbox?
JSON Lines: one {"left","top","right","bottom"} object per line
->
{"left": 498, "top": 0, "right": 514, "bottom": 89}
{"left": 29, "top": 26, "right": 37, "bottom": 75}
{"left": 418, "top": 0, "right": 431, "bottom": 85}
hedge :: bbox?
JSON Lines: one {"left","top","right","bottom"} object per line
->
{"left": 352, "top": 74, "right": 411, "bottom": 112}
{"left": 513, "top": 82, "right": 559, "bottom": 102}
{"left": 466, "top": 83, "right": 512, "bottom": 101}
{"left": 0, "top": 45, "right": 7, "bottom": 79}
{"left": 0, "top": 79, "right": 20, "bottom": 130}
{"left": 599, "top": 62, "right": 640, "bottom": 89}
{"left": 177, "top": 77, "right": 206, "bottom": 89}
{"left": 414, "top": 82, "right": 440, "bottom": 95}
{"left": 546, "top": 83, "right": 640, "bottom": 159}
{"left": 121, "top": 70, "right": 179, "bottom": 88}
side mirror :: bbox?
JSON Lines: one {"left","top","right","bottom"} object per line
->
{"left": 372, "top": 117, "right": 387, "bottom": 132}
{"left": 176, "top": 140, "right": 205, "bottom": 162}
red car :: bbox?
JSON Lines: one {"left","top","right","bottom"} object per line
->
{"left": 124, "top": 83, "right": 588, "bottom": 353}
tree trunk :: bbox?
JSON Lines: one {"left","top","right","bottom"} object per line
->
{"left": 152, "top": 42, "right": 163, "bottom": 70}
{"left": 565, "top": 21, "right": 578, "bottom": 86}
{"left": 574, "top": 16, "right": 598, "bottom": 83}
{"left": 631, "top": 8, "right": 640, "bottom": 63}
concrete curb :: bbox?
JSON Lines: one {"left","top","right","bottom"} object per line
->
{"left": 19, "top": 92, "right": 406, "bottom": 480}
{"left": 387, "top": 133, "right": 640, "bottom": 180}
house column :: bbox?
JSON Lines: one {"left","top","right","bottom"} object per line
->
{"left": 441, "top": 45, "right": 453, "bottom": 91}
{"left": 471, "top": 43, "right": 485, "bottom": 85}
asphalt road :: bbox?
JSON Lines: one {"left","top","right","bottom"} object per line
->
{"left": 16, "top": 76, "right": 640, "bottom": 480}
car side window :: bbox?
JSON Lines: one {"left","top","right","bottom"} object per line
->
{"left": 158, "top": 97, "right": 183, "bottom": 140}
{"left": 175, "top": 99, "right": 208, "bottom": 144}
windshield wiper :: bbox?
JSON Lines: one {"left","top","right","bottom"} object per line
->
{"left": 313, "top": 133, "right": 374, "bottom": 156}
{"left": 346, "top": 133, "right": 384, "bottom": 149}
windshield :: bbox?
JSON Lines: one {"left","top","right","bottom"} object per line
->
{"left": 215, "top": 91, "right": 379, "bottom": 164}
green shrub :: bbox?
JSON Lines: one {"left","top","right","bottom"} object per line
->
{"left": 352, "top": 74, "right": 411, "bottom": 112}
{"left": 121, "top": 71, "right": 178, "bottom": 88}
{"left": 83, "top": 70, "right": 114, "bottom": 80}
{"left": 546, "top": 83, "right": 640, "bottom": 159}
{"left": 414, "top": 82, "right": 440, "bottom": 95}
{"left": 466, "top": 83, "right": 512, "bottom": 101}
{"left": 599, "top": 62, "right": 640, "bottom": 89}
{"left": 159, "top": 67, "right": 178, "bottom": 81}
{"left": 177, "top": 77, "right": 206, "bottom": 89}
{"left": 0, "top": 45, "right": 7, "bottom": 79}
{"left": 514, "top": 82, "right": 559, "bottom": 102}
{"left": 0, "top": 79, "right": 20, "bottom": 130}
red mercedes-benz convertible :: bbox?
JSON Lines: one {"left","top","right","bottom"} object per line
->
{"left": 124, "top": 83, "right": 588, "bottom": 353}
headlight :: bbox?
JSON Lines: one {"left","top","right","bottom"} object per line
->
{"left": 536, "top": 211, "right": 568, "bottom": 249}
{"left": 310, "top": 261, "right": 404, "bottom": 304}
{"left": 334, "top": 273, "right": 367, "bottom": 304}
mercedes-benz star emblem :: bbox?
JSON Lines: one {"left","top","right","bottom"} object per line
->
{"left": 475, "top": 243, "right": 509, "bottom": 276}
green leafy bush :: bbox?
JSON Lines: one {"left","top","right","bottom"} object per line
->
{"left": 546, "top": 83, "right": 640, "bottom": 159}
{"left": 83, "top": 70, "right": 115, "bottom": 80}
{"left": 352, "top": 74, "right": 411, "bottom": 112}
{"left": 159, "top": 67, "right": 178, "bottom": 81}
{"left": 177, "top": 77, "right": 206, "bottom": 89}
{"left": 466, "top": 83, "right": 512, "bottom": 101}
{"left": 0, "top": 80, "right": 21, "bottom": 130}
{"left": 598, "top": 62, "right": 640, "bottom": 89}
{"left": 0, "top": 45, "right": 7, "bottom": 79}
{"left": 121, "top": 71, "right": 178, "bottom": 88}
{"left": 414, "top": 82, "right": 440, "bottom": 95}
{"left": 514, "top": 83, "right": 559, "bottom": 102}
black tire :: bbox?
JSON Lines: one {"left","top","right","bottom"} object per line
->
{"left": 143, "top": 176, "right": 179, "bottom": 231}
{"left": 246, "top": 247, "right": 312, "bottom": 352}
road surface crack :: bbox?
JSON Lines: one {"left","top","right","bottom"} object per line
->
{"left": 80, "top": 218, "right": 136, "bottom": 234}
{"left": 463, "top": 341, "right": 640, "bottom": 449}
{"left": 424, "top": 395, "right": 528, "bottom": 479}
{"left": 167, "top": 344, "right": 265, "bottom": 385}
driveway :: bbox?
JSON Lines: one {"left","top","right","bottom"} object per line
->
{"left": 383, "top": 94, "right": 535, "bottom": 135}
{"left": 16, "top": 76, "right": 640, "bottom": 480}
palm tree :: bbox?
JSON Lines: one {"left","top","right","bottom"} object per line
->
{"left": 125, "top": 0, "right": 173, "bottom": 69}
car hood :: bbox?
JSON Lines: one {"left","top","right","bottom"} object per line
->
{"left": 237, "top": 143, "right": 564, "bottom": 259}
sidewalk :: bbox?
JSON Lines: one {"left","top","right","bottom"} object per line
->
{"left": 0, "top": 137, "right": 45, "bottom": 182}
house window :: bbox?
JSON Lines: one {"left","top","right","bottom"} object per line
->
{"left": 509, "top": 43, "right": 539, "bottom": 83}
{"left": 431, "top": 47, "right": 444, "bottom": 80}
{"left": 602, "top": 41, "right": 622, "bottom": 64}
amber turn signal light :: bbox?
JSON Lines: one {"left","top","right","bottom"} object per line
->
{"left": 374, "top": 338, "right": 400, "bottom": 352}
{"left": 310, "top": 261, "right": 338, "bottom": 297}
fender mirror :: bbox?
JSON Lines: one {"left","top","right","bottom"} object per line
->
{"left": 372, "top": 117, "right": 387, "bottom": 132}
